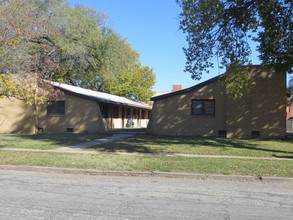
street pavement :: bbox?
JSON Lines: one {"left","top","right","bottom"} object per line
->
{"left": 0, "top": 170, "right": 292, "bottom": 219}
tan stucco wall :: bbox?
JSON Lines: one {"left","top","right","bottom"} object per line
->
{"left": 226, "top": 68, "right": 286, "bottom": 138}
{"left": 148, "top": 79, "right": 226, "bottom": 136}
{"left": 36, "top": 93, "right": 106, "bottom": 133}
{"left": 0, "top": 97, "right": 36, "bottom": 134}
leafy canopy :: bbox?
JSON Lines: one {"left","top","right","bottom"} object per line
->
{"left": 0, "top": 0, "right": 65, "bottom": 104}
{"left": 104, "top": 63, "right": 155, "bottom": 103}
{"left": 0, "top": 0, "right": 155, "bottom": 104}
{"left": 177, "top": 0, "right": 293, "bottom": 80}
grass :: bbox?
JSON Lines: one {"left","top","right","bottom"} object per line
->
{"left": 0, "top": 133, "right": 108, "bottom": 150}
{"left": 0, "top": 133, "right": 292, "bottom": 177}
{"left": 93, "top": 135, "right": 293, "bottom": 159}
{"left": 0, "top": 150, "right": 293, "bottom": 178}
{"left": 1, "top": 133, "right": 291, "bottom": 158}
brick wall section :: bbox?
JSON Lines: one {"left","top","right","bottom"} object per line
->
{"left": 226, "top": 67, "right": 286, "bottom": 138}
{"left": 148, "top": 66, "right": 286, "bottom": 138}
{"left": 0, "top": 97, "right": 36, "bottom": 134}
{"left": 148, "top": 78, "right": 226, "bottom": 136}
{"left": 36, "top": 93, "right": 106, "bottom": 133}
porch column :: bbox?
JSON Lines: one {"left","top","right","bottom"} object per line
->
{"left": 122, "top": 107, "right": 125, "bottom": 128}
{"left": 138, "top": 109, "right": 142, "bottom": 127}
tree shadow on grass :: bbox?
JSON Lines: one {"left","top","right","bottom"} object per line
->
{"left": 0, "top": 133, "right": 109, "bottom": 148}
{"left": 93, "top": 137, "right": 156, "bottom": 153}
{"left": 271, "top": 155, "right": 293, "bottom": 159}
{"left": 92, "top": 134, "right": 293, "bottom": 157}
{"left": 201, "top": 138, "right": 293, "bottom": 156}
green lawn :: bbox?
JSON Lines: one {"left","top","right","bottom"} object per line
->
{"left": 0, "top": 133, "right": 292, "bottom": 177}
{"left": 0, "top": 133, "right": 108, "bottom": 150}
{"left": 93, "top": 135, "right": 293, "bottom": 158}
{"left": 0, "top": 151, "right": 292, "bottom": 178}
{"left": 1, "top": 133, "right": 292, "bottom": 159}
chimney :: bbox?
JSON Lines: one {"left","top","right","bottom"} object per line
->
{"left": 172, "top": 85, "right": 183, "bottom": 92}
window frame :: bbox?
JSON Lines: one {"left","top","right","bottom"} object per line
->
{"left": 191, "top": 99, "right": 215, "bottom": 116}
{"left": 47, "top": 101, "right": 65, "bottom": 116}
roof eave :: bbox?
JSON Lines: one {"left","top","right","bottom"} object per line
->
{"left": 151, "top": 75, "right": 221, "bottom": 101}
{"left": 53, "top": 84, "right": 152, "bottom": 110}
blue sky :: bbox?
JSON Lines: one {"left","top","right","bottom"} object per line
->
{"left": 68, "top": 0, "right": 262, "bottom": 92}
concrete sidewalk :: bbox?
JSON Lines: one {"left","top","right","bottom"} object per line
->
{"left": 0, "top": 147, "right": 293, "bottom": 162}
{"left": 1, "top": 147, "right": 292, "bottom": 161}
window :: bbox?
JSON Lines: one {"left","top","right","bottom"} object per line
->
{"left": 47, "top": 101, "right": 65, "bottom": 116}
{"left": 191, "top": 99, "right": 215, "bottom": 115}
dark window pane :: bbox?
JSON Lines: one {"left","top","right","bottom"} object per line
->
{"left": 192, "top": 100, "right": 204, "bottom": 115}
{"left": 47, "top": 101, "right": 65, "bottom": 116}
{"left": 204, "top": 101, "right": 215, "bottom": 115}
{"left": 192, "top": 99, "right": 215, "bottom": 115}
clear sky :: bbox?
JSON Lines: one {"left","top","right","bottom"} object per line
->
{"left": 68, "top": 0, "right": 261, "bottom": 92}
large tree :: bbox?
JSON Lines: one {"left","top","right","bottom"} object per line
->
{"left": 0, "top": 0, "right": 155, "bottom": 103}
{"left": 0, "top": 0, "right": 65, "bottom": 104}
{"left": 176, "top": 0, "right": 293, "bottom": 81}
{"left": 104, "top": 63, "right": 155, "bottom": 103}
{"left": 55, "top": 7, "right": 155, "bottom": 101}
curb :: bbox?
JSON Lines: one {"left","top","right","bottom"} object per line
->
{"left": 0, "top": 165, "right": 293, "bottom": 183}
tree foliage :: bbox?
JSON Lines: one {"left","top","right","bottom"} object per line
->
{"left": 0, "top": 74, "right": 40, "bottom": 104}
{"left": 0, "top": 0, "right": 155, "bottom": 104}
{"left": 0, "top": 0, "right": 63, "bottom": 103}
{"left": 177, "top": 0, "right": 293, "bottom": 80}
{"left": 104, "top": 63, "right": 155, "bottom": 103}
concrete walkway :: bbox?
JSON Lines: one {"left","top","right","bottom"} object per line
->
{"left": 56, "top": 133, "right": 135, "bottom": 152}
